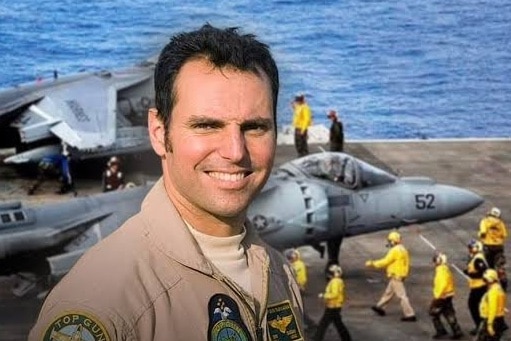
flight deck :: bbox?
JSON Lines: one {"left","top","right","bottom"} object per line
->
{"left": 1, "top": 139, "right": 510, "bottom": 340}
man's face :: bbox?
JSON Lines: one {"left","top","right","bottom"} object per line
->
{"left": 155, "top": 59, "right": 276, "bottom": 222}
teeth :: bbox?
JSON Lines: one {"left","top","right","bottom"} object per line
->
{"left": 208, "top": 172, "right": 245, "bottom": 182}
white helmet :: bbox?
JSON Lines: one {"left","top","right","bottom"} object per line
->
{"left": 432, "top": 252, "right": 447, "bottom": 265}
{"left": 328, "top": 264, "right": 343, "bottom": 277}
{"left": 489, "top": 207, "right": 501, "bottom": 218}
{"left": 108, "top": 156, "right": 120, "bottom": 167}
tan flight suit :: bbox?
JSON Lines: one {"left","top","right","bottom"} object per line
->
{"left": 29, "top": 179, "right": 304, "bottom": 341}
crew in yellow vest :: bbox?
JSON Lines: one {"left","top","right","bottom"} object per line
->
{"left": 477, "top": 269, "right": 507, "bottom": 340}
{"left": 291, "top": 94, "right": 312, "bottom": 157}
{"left": 314, "top": 264, "right": 352, "bottom": 341}
{"left": 479, "top": 207, "right": 508, "bottom": 290}
{"left": 365, "top": 231, "right": 417, "bottom": 321}
{"left": 463, "top": 239, "right": 489, "bottom": 335}
{"left": 429, "top": 252, "right": 463, "bottom": 339}
{"left": 285, "top": 249, "right": 317, "bottom": 332}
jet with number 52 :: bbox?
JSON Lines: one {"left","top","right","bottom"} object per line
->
{"left": 0, "top": 58, "right": 156, "bottom": 164}
{"left": 248, "top": 152, "right": 483, "bottom": 266}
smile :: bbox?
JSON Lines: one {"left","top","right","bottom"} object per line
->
{"left": 207, "top": 171, "right": 247, "bottom": 182}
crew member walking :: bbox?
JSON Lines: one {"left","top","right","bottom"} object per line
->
{"left": 314, "top": 264, "right": 352, "bottom": 341}
{"left": 464, "top": 239, "right": 489, "bottom": 335}
{"left": 291, "top": 94, "right": 312, "bottom": 157}
{"left": 479, "top": 207, "right": 508, "bottom": 290}
{"left": 477, "top": 269, "right": 507, "bottom": 340}
{"left": 285, "top": 248, "right": 317, "bottom": 332}
{"left": 429, "top": 252, "right": 463, "bottom": 339}
{"left": 365, "top": 231, "right": 417, "bottom": 321}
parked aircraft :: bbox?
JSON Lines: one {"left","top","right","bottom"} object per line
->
{"left": 0, "top": 58, "right": 156, "bottom": 164}
{"left": 0, "top": 152, "right": 483, "bottom": 296}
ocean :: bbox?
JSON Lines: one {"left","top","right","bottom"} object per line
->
{"left": 0, "top": 0, "right": 510, "bottom": 139}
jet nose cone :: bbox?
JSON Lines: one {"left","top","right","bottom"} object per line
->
{"left": 441, "top": 185, "right": 484, "bottom": 216}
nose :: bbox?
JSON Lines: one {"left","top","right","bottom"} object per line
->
{"left": 218, "top": 127, "right": 247, "bottom": 162}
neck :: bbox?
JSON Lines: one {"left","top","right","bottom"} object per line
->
{"left": 163, "top": 179, "right": 245, "bottom": 237}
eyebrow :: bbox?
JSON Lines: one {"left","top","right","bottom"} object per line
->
{"left": 187, "top": 115, "right": 274, "bottom": 128}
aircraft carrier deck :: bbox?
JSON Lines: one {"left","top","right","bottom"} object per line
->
{"left": 1, "top": 139, "right": 510, "bottom": 340}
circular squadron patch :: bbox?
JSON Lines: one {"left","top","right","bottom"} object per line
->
{"left": 42, "top": 312, "right": 110, "bottom": 341}
{"left": 208, "top": 294, "right": 251, "bottom": 341}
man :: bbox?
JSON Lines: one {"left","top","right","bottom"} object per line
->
{"left": 285, "top": 248, "right": 317, "bottom": 332}
{"left": 479, "top": 207, "right": 508, "bottom": 290}
{"left": 429, "top": 252, "right": 463, "bottom": 339}
{"left": 327, "top": 110, "right": 344, "bottom": 152}
{"left": 477, "top": 269, "right": 507, "bottom": 340}
{"left": 314, "top": 264, "right": 352, "bottom": 341}
{"left": 29, "top": 24, "right": 304, "bottom": 341}
{"left": 365, "top": 230, "right": 417, "bottom": 321}
{"left": 102, "top": 156, "right": 125, "bottom": 192}
{"left": 291, "top": 94, "right": 312, "bottom": 157}
{"left": 463, "top": 239, "right": 489, "bottom": 335}
{"left": 27, "top": 142, "right": 75, "bottom": 196}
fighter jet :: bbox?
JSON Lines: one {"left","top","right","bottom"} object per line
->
{"left": 0, "top": 152, "right": 483, "bottom": 296}
{"left": 0, "top": 58, "right": 156, "bottom": 164}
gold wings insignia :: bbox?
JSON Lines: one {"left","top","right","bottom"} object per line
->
{"left": 269, "top": 315, "right": 293, "bottom": 333}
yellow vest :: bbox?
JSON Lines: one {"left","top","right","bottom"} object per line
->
{"left": 322, "top": 277, "right": 345, "bottom": 309}
{"left": 466, "top": 252, "right": 487, "bottom": 289}
{"left": 480, "top": 283, "right": 506, "bottom": 324}
{"left": 373, "top": 244, "right": 410, "bottom": 279}
{"left": 292, "top": 103, "right": 312, "bottom": 133}
{"left": 291, "top": 259, "right": 307, "bottom": 290}
{"left": 479, "top": 216, "right": 508, "bottom": 246}
{"left": 433, "top": 264, "right": 455, "bottom": 299}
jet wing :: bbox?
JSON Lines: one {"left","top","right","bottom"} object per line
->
{"left": 48, "top": 77, "right": 117, "bottom": 149}
{"left": 10, "top": 70, "right": 151, "bottom": 150}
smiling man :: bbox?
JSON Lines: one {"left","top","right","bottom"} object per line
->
{"left": 29, "top": 24, "right": 305, "bottom": 341}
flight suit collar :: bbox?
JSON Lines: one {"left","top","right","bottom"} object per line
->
{"left": 140, "top": 178, "right": 214, "bottom": 275}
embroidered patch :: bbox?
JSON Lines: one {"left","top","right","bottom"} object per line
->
{"left": 208, "top": 293, "right": 251, "bottom": 341}
{"left": 267, "top": 300, "right": 303, "bottom": 340}
{"left": 42, "top": 311, "right": 110, "bottom": 341}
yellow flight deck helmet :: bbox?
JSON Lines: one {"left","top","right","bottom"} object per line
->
{"left": 489, "top": 207, "right": 501, "bottom": 218}
{"left": 387, "top": 231, "right": 401, "bottom": 244}
{"left": 483, "top": 269, "right": 499, "bottom": 283}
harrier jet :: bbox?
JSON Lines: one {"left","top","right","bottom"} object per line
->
{"left": 0, "top": 152, "right": 483, "bottom": 296}
{"left": 0, "top": 58, "right": 155, "bottom": 164}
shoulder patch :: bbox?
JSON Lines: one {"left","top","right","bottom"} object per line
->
{"left": 267, "top": 300, "right": 303, "bottom": 340}
{"left": 208, "top": 293, "right": 252, "bottom": 341}
{"left": 42, "top": 311, "right": 111, "bottom": 341}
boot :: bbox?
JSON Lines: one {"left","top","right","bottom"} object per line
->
{"left": 432, "top": 318, "right": 448, "bottom": 339}
{"left": 432, "top": 330, "right": 447, "bottom": 339}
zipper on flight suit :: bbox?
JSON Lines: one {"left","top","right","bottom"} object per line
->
{"left": 212, "top": 271, "right": 263, "bottom": 340}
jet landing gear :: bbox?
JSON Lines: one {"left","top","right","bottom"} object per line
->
{"left": 309, "top": 237, "right": 344, "bottom": 278}
{"left": 325, "top": 237, "right": 343, "bottom": 274}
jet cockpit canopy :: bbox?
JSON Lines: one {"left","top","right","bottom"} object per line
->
{"left": 279, "top": 152, "right": 397, "bottom": 189}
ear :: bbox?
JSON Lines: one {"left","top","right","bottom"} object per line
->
{"left": 148, "top": 108, "right": 167, "bottom": 157}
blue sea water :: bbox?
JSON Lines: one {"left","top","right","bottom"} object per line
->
{"left": 0, "top": 0, "right": 510, "bottom": 139}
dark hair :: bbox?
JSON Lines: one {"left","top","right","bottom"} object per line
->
{"left": 154, "top": 23, "right": 279, "bottom": 141}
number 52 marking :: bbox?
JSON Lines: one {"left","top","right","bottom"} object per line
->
{"left": 415, "top": 194, "right": 436, "bottom": 209}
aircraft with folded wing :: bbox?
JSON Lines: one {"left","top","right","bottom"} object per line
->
{"left": 0, "top": 152, "right": 483, "bottom": 297}
{"left": 0, "top": 58, "right": 156, "bottom": 164}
